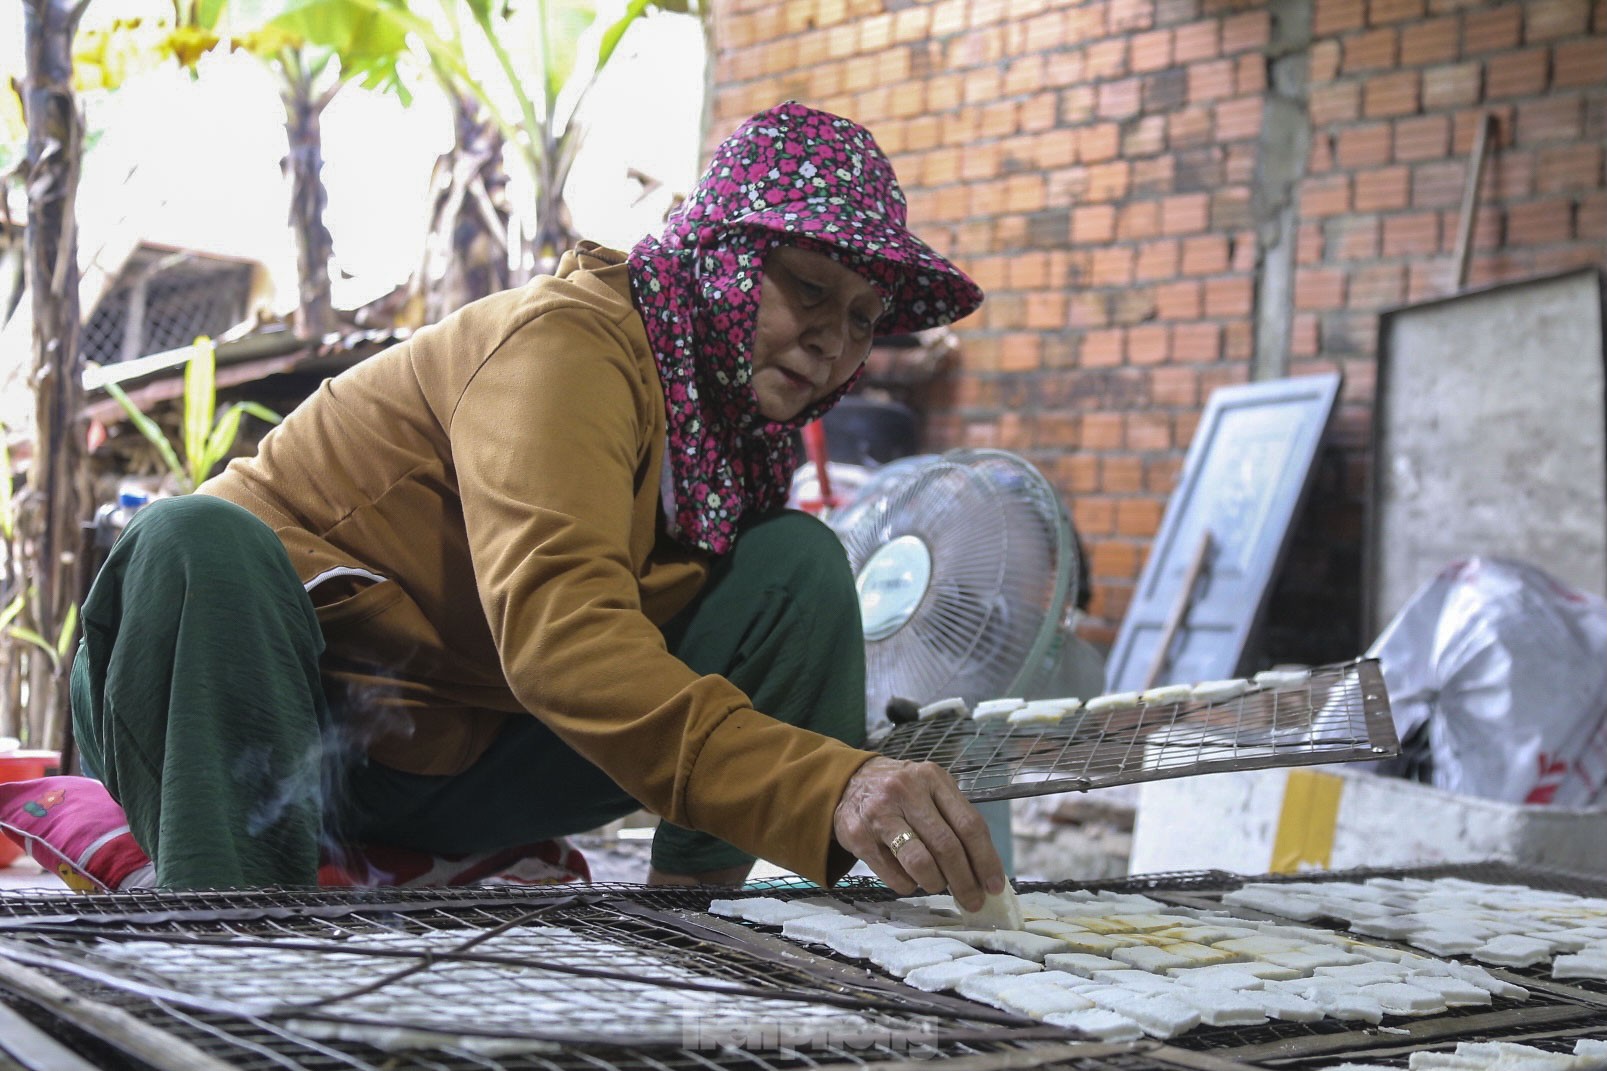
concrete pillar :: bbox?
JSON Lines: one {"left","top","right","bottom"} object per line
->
{"left": 1252, "top": 0, "right": 1314, "bottom": 382}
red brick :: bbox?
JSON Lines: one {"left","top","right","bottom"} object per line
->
{"left": 1188, "top": 59, "right": 1237, "bottom": 102}
{"left": 1400, "top": 16, "right": 1459, "bottom": 65}
{"left": 1344, "top": 28, "right": 1399, "bottom": 72}
{"left": 1463, "top": 4, "right": 1523, "bottom": 53}
{"left": 1203, "top": 275, "right": 1253, "bottom": 317}
{"left": 1291, "top": 312, "right": 1321, "bottom": 357}
{"left": 1364, "top": 71, "right": 1421, "bottom": 117}
{"left": 1135, "top": 239, "right": 1181, "bottom": 281}
{"left": 1090, "top": 246, "right": 1136, "bottom": 286}
{"left": 1537, "top": 143, "right": 1604, "bottom": 193}
{"left": 1580, "top": 192, "right": 1607, "bottom": 242}
{"left": 1068, "top": 292, "right": 1112, "bottom": 329}
{"left": 1085, "top": 161, "right": 1131, "bottom": 202}
{"left": 1169, "top": 105, "right": 1215, "bottom": 148}
{"left": 1161, "top": 193, "right": 1210, "bottom": 235}
{"left": 1118, "top": 200, "right": 1161, "bottom": 240}
{"left": 1154, "top": 280, "right": 1203, "bottom": 319}
{"left": 1297, "top": 221, "right": 1325, "bottom": 264}
{"left": 1097, "top": 78, "right": 1143, "bottom": 119}
{"left": 1336, "top": 122, "right": 1394, "bottom": 167}
{"left": 1128, "top": 324, "right": 1171, "bottom": 364}
{"left": 1310, "top": 82, "right": 1362, "bottom": 125}
{"left": 1173, "top": 20, "right": 1220, "bottom": 63}
{"left": 1301, "top": 173, "right": 1354, "bottom": 217}
{"left": 1310, "top": 40, "right": 1342, "bottom": 83}
{"left": 1369, "top": 0, "right": 1425, "bottom": 24}
{"left": 1382, "top": 211, "right": 1441, "bottom": 254}
{"left": 1487, "top": 47, "right": 1551, "bottom": 99}
{"left": 1555, "top": 39, "right": 1607, "bottom": 88}
{"left": 1526, "top": 0, "right": 1591, "bottom": 40}
{"left": 1215, "top": 97, "right": 1264, "bottom": 141}
{"left": 1003, "top": 54, "right": 1047, "bottom": 97}
{"left": 1237, "top": 53, "right": 1268, "bottom": 95}
{"left": 1073, "top": 204, "right": 1118, "bottom": 243}
{"left": 1150, "top": 367, "right": 1199, "bottom": 407}
{"left": 1328, "top": 215, "right": 1381, "bottom": 259}
{"left": 1101, "top": 455, "right": 1145, "bottom": 493}
{"left": 1123, "top": 115, "right": 1168, "bottom": 157}
{"left": 1220, "top": 10, "right": 1271, "bottom": 53}
{"left": 1024, "top": 292, "right": 1069, "bottom": 330}
{"left": 1109, "top": 0, "right": 1154, "bottom": 32}
{"left": 1296, "top": 267, "right": 1348, "bottom": 309}
{"left": 1517, "top": 94, "right": 1585, "bottom": 144}
{"left": 1087, "top": 38, "right": 1131, "bottom": 79}
{"left": 1315, "top": 0, "right": 1365, "bottom": 35}
{"left": 1394, "top": 114, "right": 1451, "bottom": 161}
{"left": 1131, "top": 28, "right": 1174, "bottom": 71}
{"left": 1355, "top": 166, "right": 1411, "bottom": 211}
{"left": 1506, "top": 199, "right": 1573, "bottom": 243}
{"left": 1349, "top": 263, "right": 1406, "bottom": 306}
{"left": 1125, "top": 414, "right": 1173, "bottom": 453}
{"left": 1172, "top": 322, "right": 1222, "bottom": 361}
{"left": 1181, "top": 234, "right": 1230, "bottom": 275}
{"left": 1422, "top": 62, "right": 1482, "bottom": 109}
{"left": 1081, "top": 330, "right": 1126, "bottom": 369}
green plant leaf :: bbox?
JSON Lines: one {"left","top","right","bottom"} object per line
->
{"left": 184, "top": 337, "right": 218, "bottom": 492}
{"left": 6, "top": 626, "right": 60, "bottom": 672}
{"left": 0, "top": 424, "right": 13, "bottom": 542}
{"left": 0, "top": 593, "right": 25, "bottom": 633}
{"left": 596, "top": 0, "right": 652, "bottom": 72}
{"left": 103, "top": 381, "right": 188, "bottom": 489}
{"left": 55, "top": 603, "right": 79, "bottom": 661}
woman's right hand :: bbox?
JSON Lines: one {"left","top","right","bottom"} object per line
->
{"left": 832, "top": 755, "right": 1006, "bottom": 912}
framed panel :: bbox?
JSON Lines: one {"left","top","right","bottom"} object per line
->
{"left": 1367, "top": 268, "right": 1607, "bottom": 638}
{"left": 1105, "top": 373, "right": 1342, "bottom": 692}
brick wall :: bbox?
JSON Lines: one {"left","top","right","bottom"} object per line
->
{"left": 709, "top": 0, "right": 1607, "bottom": 660}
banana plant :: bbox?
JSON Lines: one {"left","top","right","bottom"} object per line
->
{"left": 101, "top": 337, "right": 282, "bottom": 493}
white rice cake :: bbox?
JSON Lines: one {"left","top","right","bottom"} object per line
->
{"left": 1007, "top": 702, "right": 1065, "bottom": 726}
{"left": 1167, "top": 964, "right": 1268, "bottom": 990}
{"left": 1139, "top": 684, "right": 1193, "bottom": 706}
{"left": 1249, "top": 987, "right": 1324, "bottom": 1022}
{"left": 1412, "top": 930, "right": 1487, "bottom": 957}
{"left": 869, "top": 936, "right": 979, "bottom": 978}
{"left": 781, "top": 913, "right": 868, "bottom": 943}
{"left": 1262, "top": 947, "right": 1368, "bottom": 971}
{"left": 988, "top": 975, "right": 1098, "bottom": 1018}
{"left": 1406, "top": 973, "right": 1493, "bottom": 1006}
{"left": 901, "top": 953, "right": 1041, "bottom": 993}
{"left": 917, "top": 697, "right": 968, "bottom": 720}
{"left": 710, "top": 897, "right": 826, "bottom": 925}
{"left": 1080, "top": 986, "right": 1201, "bottom": 1038}
{"left": 1042, "top": 931, "right": 1135, "bottom": 956}
{"left": 1438, "top": 960, "right": 1530, "bottom": 1001}
{"left": 1110, "top": 944, "right": 1195, "bottom": 972}
{"left": 972, "top": 698, "right": 1025, "bottom": 720}
{"left": 1088, "top": 969, "right": 1184, "bottom": 993}
{"left": 959, "top": 883, "right": 1025, "bottom": 931}
{"left": 1475, "top": 934, "right": 1555, "bottom": 968}
{"left": 1024, "top": 919, "right": 1091, "bottom": 937}
{"left": 1041, "top": 1008, "right": 1145, "bottom": 1041}
{"left": 1254, "top": 667, "right": 1310, "bottom": 689}
{"left": 1217, "top": 935, "right": 1310, "bottom": 957}
{"left": 1272, "top": 979, "right": 1384, "bottom": 1023}
{"left": 1552, "top": 951, "right": 1607, "bottom": 980}
{"left": 1358, "top": 981, "right": 1448, "bottom": 1015}
{"left": 1170, "top": 987, "right": 1268, "bottom": 1026}
{"left": 1153, "top": 923, "right": 1261, "bottom": 944}
{"left": 1103, "top": 912, "right": 1190, "bottom": 932}
{"left": 976, "top": 931, "right": 1071, "bottom": 961}
{"left": 1084, "top": 691, "right": 1141, "bottom": 714}
{"left": 1190, "top": 678, "right": 1250, "bottom": 703}
{"left": 1043, "top": 952, "right": 1126, "bottom": 977}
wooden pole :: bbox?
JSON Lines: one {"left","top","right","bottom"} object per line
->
{"left": 1452, "top": 112, "right": 1495, "bottom": 293}
{"left": 1142, "top": 528, "right": 1214, "bottom": 690}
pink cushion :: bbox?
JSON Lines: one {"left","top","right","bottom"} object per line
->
{"left": 0, "top": 776, "right": 589, "bottom": 890}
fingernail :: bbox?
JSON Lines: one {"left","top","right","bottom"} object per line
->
{"left": 986, "top": 876, "right": 1005, "bottom": 895}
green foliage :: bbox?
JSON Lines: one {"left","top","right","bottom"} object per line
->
{"left": 102, "top": 337, "right": 282, "bottom": 494}
{"left": 0, "top": 593, "right": 77, "bottom": 673}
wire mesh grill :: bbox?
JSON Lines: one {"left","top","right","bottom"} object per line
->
{"left": 0, "top": 888, "right": 1185, "bottom": 1071}
{"left": 869, "top": 658, "right": 1398, "bottom": 802}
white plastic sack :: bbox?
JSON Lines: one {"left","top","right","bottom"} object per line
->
{"left": 1367, "top": 558, "right": 1607, "bottom": 806}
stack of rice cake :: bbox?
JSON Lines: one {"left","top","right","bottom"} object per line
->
{"left": 1226, "top": 876, "right": 1607, "bottom": 983}
{"left": 1331, "top": 1037, "right": 1607, "bottom": 1069}
{"left": 709, "top": 887, "right": 1524, "bottom": 1042}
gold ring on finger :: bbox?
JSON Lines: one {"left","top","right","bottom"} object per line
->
{"left": 887, "top": 830, "right": 917, "bottom": 854}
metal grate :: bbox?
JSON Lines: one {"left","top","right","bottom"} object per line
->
{"left": 81, "top": 255, "right": 254, "bottom": 366}
{"left": 869, "top": 658, "right": 1398, "bottom": 802}
{"left": 0, "top": 887, "right": 1189, "bottom": 1071}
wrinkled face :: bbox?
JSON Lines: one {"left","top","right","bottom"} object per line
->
{"left": 749, "top": 246, "right": 886, "bottom": 422}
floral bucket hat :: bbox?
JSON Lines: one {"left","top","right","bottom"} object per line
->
{"left": 673, "top": 101, "right": 983, "bottom": 336}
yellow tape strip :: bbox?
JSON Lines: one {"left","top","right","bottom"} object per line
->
{"left": 1270, "top": 769, "right": 1344, "bottom": 873}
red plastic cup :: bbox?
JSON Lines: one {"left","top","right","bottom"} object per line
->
{"left": 0, "top": 751, "right": 62, "bottom": 866}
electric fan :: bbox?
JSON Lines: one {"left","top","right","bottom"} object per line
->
{"left": 828, "top": 448, "right": 1096, "bottom": 737}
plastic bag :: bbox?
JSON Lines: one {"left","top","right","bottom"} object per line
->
{"left": 1367, "top": 558, "right": 1607, "bottom": 806}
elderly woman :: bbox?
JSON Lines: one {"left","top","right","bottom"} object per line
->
{"left": 72, "top": 102, "right": 1003, "bottom": 905}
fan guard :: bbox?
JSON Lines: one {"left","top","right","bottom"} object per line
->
{"left": 829, "top": 449, "right": 1076, "bottom": 735}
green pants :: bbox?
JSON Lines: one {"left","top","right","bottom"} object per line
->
{"left": 71, "top": 495, "right": 866, "bottom": 888}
